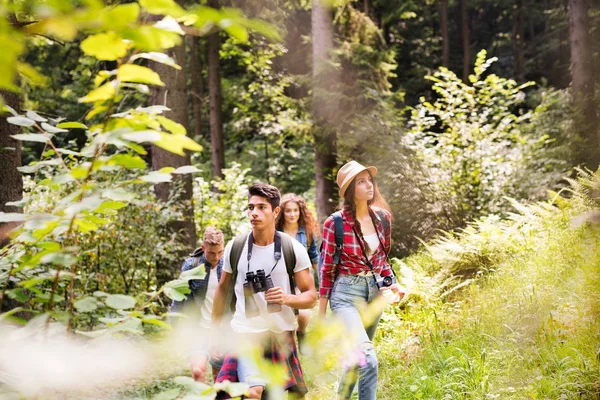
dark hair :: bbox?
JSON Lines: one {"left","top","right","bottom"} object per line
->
{"left": 276, "top": 193, "right": 319, "bottom": 241}
{"left": 343, "top": 171, "right": 391, "bottom": 253}
{"left": 248, "top": 183, "right": 281, "bottom": 210}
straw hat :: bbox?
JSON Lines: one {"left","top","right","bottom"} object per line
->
{"left": 336, "top": 161, "right": 378, "bottom": 198}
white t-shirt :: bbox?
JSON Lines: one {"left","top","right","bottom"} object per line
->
{"left": 223, "top": 233, "right": 311, "bottom": 333}
{"left": 198, "top": 268, "right": 219, "bottom": 329}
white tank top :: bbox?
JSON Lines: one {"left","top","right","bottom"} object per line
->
{"left": 363, "top": 233, "right": 380, "bottom": 258}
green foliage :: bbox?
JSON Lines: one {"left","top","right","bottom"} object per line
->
{"left": 0, "top": 0, "right": 280, "bottom": 344}
{"left": 216, "top": 37, "right": 314, "bottom": 194}
{"left": 406, "top": 50, "right": 567, "bottom": 223}
{"left": 365, "top": 169, "right": 600, "bottom": 399}
{"left": 193, "top": 162, "right": 251, "bottom": 240}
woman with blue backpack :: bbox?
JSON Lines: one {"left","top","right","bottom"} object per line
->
{"left": 319, "top": 160, "right": 404, "bottom": 400}
{"left": 275, "top": 193, "right": 319, "bottom": 347}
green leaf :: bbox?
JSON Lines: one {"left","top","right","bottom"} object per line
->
{"left": 74, "top": 297, "right": 98, "bottom": 312}
{"left": 121, "top": 26, "right": 182, "bottom": 51}
{"left": 154, "top": 15, "right": 185, "bottom": 34}
{"left": 108, "top": 154, "right": 147, "bottom": 169}
{"left": 101, "top": 3, "right": 140, "bottom": 29}
{"left": 3, "top": 105, "right": 19, "bottom": 116}
{"left": 97, "top": 200, "right": 128, "bottom": 212}
{"left": 6, "top": 288, "right": 29, "bottom": 303}
{"left": 140, "top": 0, "right": 185, "bottom": 17}
{"left": 11, "top": 133, "right": 52, "bottom": 143}
{"left": 157, "top": 116, "right": 186, "bottom": 135}
{"left": 102, "top": 188, "right": 136, "bottom": 201}
{"left": 7, "top": 116, "right": 35, "bottom": 127}
{"left": 74, "top": 218, "right": 99, "bottom": 233}
{"left": 223, "top": 24, "right": 248, "bottom": 43}
{"left": 122, "top": 130, "right": 161, "bottom": 143}
{"left": 78, "top": 81, "right": 117, "bottom": 103}
{"left": 25, "top": 110, "right": 47, "bottom": 122}
{"left": 0, "top": 212, "right": 27, "bottom": 222}
{"left": 130, "top": 52, "right": 181, "bottom": 70}
{"left": 81, "top": 32, "right": 129, "bottom": 61}
{"left": 41, "top": 122, "right": 68, "bottom": 133}
{"left": 154, "top": 132, "right": 203, "bottom": 156}
{"left": 117, "top": 64, "right": 164, "bottom": 86}
{"left": 105, "top": 294, "right": 137, "bottom": 310}
{"left": 180, "top": 264, "right": 206, "bottom": 280}
{"left": 139, "top": 171, "right": 172, "bottom": 183}
{"left": 40, "top": 252, "right": 78, "bottom": 266}
{"left": 141, "top": 316, "right": 172, "bottom": 329}
{"left": 94, "top": 291, "right": 109, "bottom": 298}
{"left": 173, "top": 165, "right": 201, "bottom": 174}
{"left": 57, "top": 121, "right": 88, "bottom": 129}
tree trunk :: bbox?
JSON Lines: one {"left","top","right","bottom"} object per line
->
{"left": 461, "top": 0, "right": 470, "bottom": 82}
{"left": 312, "top": 0, "right": 338, "bottom": 221}
{"left": 364, "top": 0, "right": 369, "bottom": 17}
{"left": 440, "top": 0, "right": 450, "bottom": 68}
{"left": 568, "top": 0, "right": 599, "bottom": 169}
{"left": 207, "top": 0, "right": 225, "bottom": 179}
{"left": 189, "top": 36, "right": 205, "bottom": 140}
{"left": 511, "top": 0, "right": 526, "bottom": 81}
{"left": 149, "top": 11, "right": 197, "bottom": 286}
{"left": 0, "top": 89, "right": 23, "bottom": 246}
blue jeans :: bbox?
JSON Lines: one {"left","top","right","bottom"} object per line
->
{"left": 330, "top": 274, "right": 382, "bottom": 400}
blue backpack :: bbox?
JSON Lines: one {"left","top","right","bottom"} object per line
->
{"left": 317, "top": 210, "right": 389, "bottom": 283}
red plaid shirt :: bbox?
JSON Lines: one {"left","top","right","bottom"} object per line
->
{"left": 319, "top": 207, "right": 393, "bottom": 298}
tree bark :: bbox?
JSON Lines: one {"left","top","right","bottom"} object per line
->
{"left": 511, "top": 0, "right": 526, "bottom": 81}
{"left": 207, "top": 0, "right": 225, "bottom": 179}
{"left": 568, "top": 0, "right": 599, "bottom": 169}
{"left": 440, "top": 0, "right": 450, "bottom": 68}
{"left": 0, "top": 89, "right": 23, "bottom": 246}
{"left": 149, "top": 9, "right": 197, "bottom": 286}
{"left": 461, "top": 0, "right": 470, "bottom": 82}
{"left": 189, "top": 36, "right": 205, "bottom": 140}
{"left": 312, "top": 0, "right": 338, "bottom": 221}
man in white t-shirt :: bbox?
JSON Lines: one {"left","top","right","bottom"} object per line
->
{"left": 170, "top": 227, "right": 225, "bottom": 383}
{"left": 211, "top": 183, "right": 317, "bottom": 399}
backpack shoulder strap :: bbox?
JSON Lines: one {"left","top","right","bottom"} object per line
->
{"left": 332, "top": 211, "right": 344, "bottom": 265}
{"left": 225, "top": 233, "right": 248, "bottom": 313}
{"left": 279, "top": 232, "right": 299, "bottom": 315}
{"left": 229, "top": 234, "right": 248, "bottom": 275}
{"left": 375, "top": 209, "right": 389, "bottom": 233}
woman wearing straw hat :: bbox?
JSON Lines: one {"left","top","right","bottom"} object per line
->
{"left": 319, "top": 160, "right": 404, "bottom": 400}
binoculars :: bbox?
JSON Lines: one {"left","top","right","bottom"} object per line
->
{"left": 243, "top": 269, "right": 282, "bottom": 317}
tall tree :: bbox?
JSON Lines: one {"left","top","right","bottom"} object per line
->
{"left": 512, "top": 0, "right": 526, "bottom": 81}
{"left": 460, "top": 0, "right": 470, "bottom": 82}
{"left": 207, "top": 0, "right": 225, "bottom": 179}
{"left": 440, "top": 0, "right": 450, "bottom": 68}
{"left": 149, "top": 10, "right": 197, "bottom": 285}
{"left": 312, "top": 0, "right": 338, "bottom": 221}
{"left": 568, "top": 0, "right": 598, "bottom": 169}
{"left": 189, "top": 36, "right": 205, "bottom": 140}
{"left": 0, "top": 89, "right": 23, "bottom": 245}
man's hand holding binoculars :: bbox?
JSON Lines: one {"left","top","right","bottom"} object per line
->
{"left": 264, "top": 286, "right": 289, "bottom": 306}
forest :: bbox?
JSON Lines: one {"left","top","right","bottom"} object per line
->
{"left": 0, "top": 0, "right": 599, "bottom": 399}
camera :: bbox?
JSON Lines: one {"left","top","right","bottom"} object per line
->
{"left": 374, "top": 273, "right": 396, "bottom": 290}
{"left": 243, "top": 270, "right": 281, "bottom": 317}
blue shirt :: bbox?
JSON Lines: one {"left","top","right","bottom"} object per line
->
{"left": 170, "top": 250, "right": 224, "bottom": 313}
{"left": 278, "top": 225, "right": 319, "bottom": 265}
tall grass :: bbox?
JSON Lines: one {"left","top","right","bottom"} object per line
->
{"left": 369, "top": 169, "right": 600, "bottom": 399}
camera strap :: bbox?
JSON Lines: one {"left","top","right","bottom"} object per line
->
{"left": 246, "top": 231, "right": 282, "bottom": 276}
{"left": 352, "top": 216, "right": 398, "bottom": 281}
